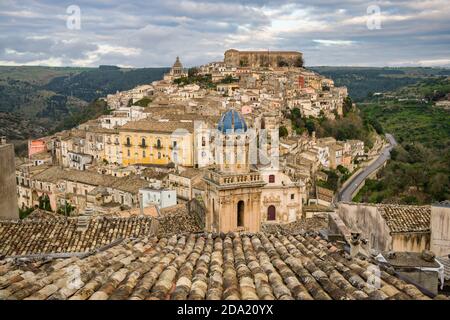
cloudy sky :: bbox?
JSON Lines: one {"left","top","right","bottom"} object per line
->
{"left": 1, "top": 0, "right": 450, "bottom": 68}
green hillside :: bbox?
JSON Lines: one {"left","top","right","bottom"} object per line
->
{"left": 355, "top": 77, "right": 450, "bottom": 204}
{"left": 310, "top": 66, "right": 450, "bottom": 101}
{"left": 0, "top": 65, "right": 168, "bottom": 155}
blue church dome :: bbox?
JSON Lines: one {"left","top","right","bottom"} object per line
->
{"left": 217, "top": 109, "right": 248, "bottom": 134}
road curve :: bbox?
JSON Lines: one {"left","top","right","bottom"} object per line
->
{"left": 338, "top": 133, "right": 397, "bottom": 202}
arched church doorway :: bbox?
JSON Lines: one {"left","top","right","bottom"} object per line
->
{"left": 267, "top": 205, "right": 276, "bottom": 221}
{"left": 237, "top": 200, "right": 245, "bottom": 227}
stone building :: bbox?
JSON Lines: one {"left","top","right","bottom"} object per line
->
{"left": 203, "top": 110, "right": 303, "bottom": 233}
{"left": 334, "top": 202, "right": 431, "bottom": 253}
{"left": 164, "top": 56, "right": 188, "bottom": 81}
{"left": 0, "top": 137, "right": 19, "bottom": 219}
{"left": 431, "top": 201, "right": 450, "bottom": 257}
{"left": 204, "top": 110, "right": 266, "bottom": 233}
{"left": 224, "top": 49, "right": 303, "bottom": 68}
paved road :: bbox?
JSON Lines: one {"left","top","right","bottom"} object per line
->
{"left": 338, "top": 134, "right": 397, "bottom": 202}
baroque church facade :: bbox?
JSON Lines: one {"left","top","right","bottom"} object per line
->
{"left": 203, "top": 110, "right": 305, "bottom": 233}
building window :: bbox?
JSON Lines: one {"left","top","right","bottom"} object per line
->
{"left": 173, "top": 141, "right": 177, "bottom": 148}
{"left": 269, "top": 174, "right": 275, "bottom": 183}
{"left": 141, "top": 138, "right": 146, "bottom": 147}
{"left": 267, "top": 205, "right": 276, "bottom": 221}
{"left": 158, "top": 152, "right": 161, "bottom": 159}
{"left": 126, "top": 137, "right": 131, "bottom": 146}
{"left": 157, "top": 139, "right": 161, "bottom": 148}
{"left": 127, "top": 149, "right": 130, "bottom": 157}
{"left": 291, "top": 194, "right": 295, "bottom": 200}
{"left": 202, "top": 136, "right": 206, "bottom": 147}
{"left": 237, "top": 200, "right": 245, "bottom": 227}
{"left": 143, "top": 150, "right": 146, "bottom": 158}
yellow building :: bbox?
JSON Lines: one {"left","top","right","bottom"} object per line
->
{"left": 119, "top": 119, "right": 195, "bottom": 167}
{"left": 102, "top": 129, "right": 122, "bottom": 165}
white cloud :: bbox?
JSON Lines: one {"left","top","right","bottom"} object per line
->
{"left": 313, "top": 40, "right": 355, "bottom": 46}
{"left": 0, "top": 0, "right": 449, "bottom": 67}
{"left": 0, "top": 57, "right": 64, "bottom": 66}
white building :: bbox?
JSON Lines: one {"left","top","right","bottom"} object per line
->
{"left": 67, "top": 152, "right": 93, "bottom": 171}
{"left": 100, "top": 106, "right": 148, "bottom": 129}
{"left": 139, "top": 188, "right": 177, "bottom": 209}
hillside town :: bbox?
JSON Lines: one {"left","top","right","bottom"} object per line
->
{"left": 0, "top": 49, "right": 449, "bottom": 300}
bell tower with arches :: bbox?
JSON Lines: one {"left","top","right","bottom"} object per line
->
{"left": 204, "top": 109, "right": 266, "bottom": 233}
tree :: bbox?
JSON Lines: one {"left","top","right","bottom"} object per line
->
{"left": 220, "top": 75, "right": 236, "bottom": 84}
{"left": 188, "top": 67, "right": 199, "bottom": 77}
{"left": 58, "top": 202, "right": 75, "bottom": 216}
{"left": 294, "top": 56, "right": 304, "bottom": 68}
{"left": 279, "top": 126, "right": 288, "bottom": 138}
{"left": 343, "top": 96, "right": 353, "bottom": 115}
{"left": 133, "top": 97, "right": 152, "bottom": 107}
{"left": 38, "top": 195, "right": 51, "bottom": 211}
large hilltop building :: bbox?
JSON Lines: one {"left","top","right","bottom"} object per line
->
{"left": 224, "top": 49, "right": 303, "bottom": 68}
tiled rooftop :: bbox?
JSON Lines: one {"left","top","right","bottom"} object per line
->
{"left": 0, "top": 232, "right": 444, "bottom": 300}
{"left": 0, "top": 207, "right": 203, "bottom": 258}
{"left": 0, "top": 216, "right": 154, "bottom": 257}
{"left": 379, "top": 204, "right": 431, "bottom": 233}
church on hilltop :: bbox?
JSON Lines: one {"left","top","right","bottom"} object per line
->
{"left": 164, "top": 56, "right": 188, "bottom": 81}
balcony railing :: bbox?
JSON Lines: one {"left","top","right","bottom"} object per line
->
{"left": 153, "top": 144, "right": 163, "bottom": 149}
{"left": 205, "top": 171, "right": 264, "bottom": 186}
{"left": 139, "top": 144, "right": 147, "bottom": 148}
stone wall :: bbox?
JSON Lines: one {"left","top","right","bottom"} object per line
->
{"left": 431, "top": 203, "right": 450, "bottom": 257}
{"left": 224, "top": 49, "right": 303, "bottom": 68}
{"left": 0, "top": 144, "right": 19, "bottom": 220}
{"left": 392, "top": 233, "right": 430, "bottom": 252}
{"left": 337, "top": 203, "right": 393, "bottom": 251}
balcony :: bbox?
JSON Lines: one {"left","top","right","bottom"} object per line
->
{"left": 124, "top": 143, "right": 132, "bottom": 147}
{"left": 204, "top": 170, "right": 265, "bottom": 188}
{"left": 139, "top": 144, "right": 147, "bottom": 148}
{"left": 153, "top": 144, "right": 163, "bottom": 149}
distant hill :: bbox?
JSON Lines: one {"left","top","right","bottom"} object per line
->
{"left": 0, "top": 65, "right": 168, "bottom": 154}
{"left": 310, "top": 66, "right": 450, "bottom": 101}
{"left": 355, "top": 77, "right": 450, "bottom": 204}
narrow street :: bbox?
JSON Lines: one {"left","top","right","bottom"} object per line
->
{"left": 338, "top": 134, "right": 398, "bottom": 202}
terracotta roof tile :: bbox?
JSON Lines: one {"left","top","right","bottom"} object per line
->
{"left": 0, "top": 232, "right": 444, "bottom": 300}
{"left": 379, "top": 204, "right": 430, "bottom": 233}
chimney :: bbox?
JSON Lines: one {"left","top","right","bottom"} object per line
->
{"left": 139, "top": 192, "right": 144, "bottom": 216}
{"left": 350, "top": 232, "right": 361, "bottom": 257}
{"left": 76, "top": 208, "right": 93, "bottom": 232}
